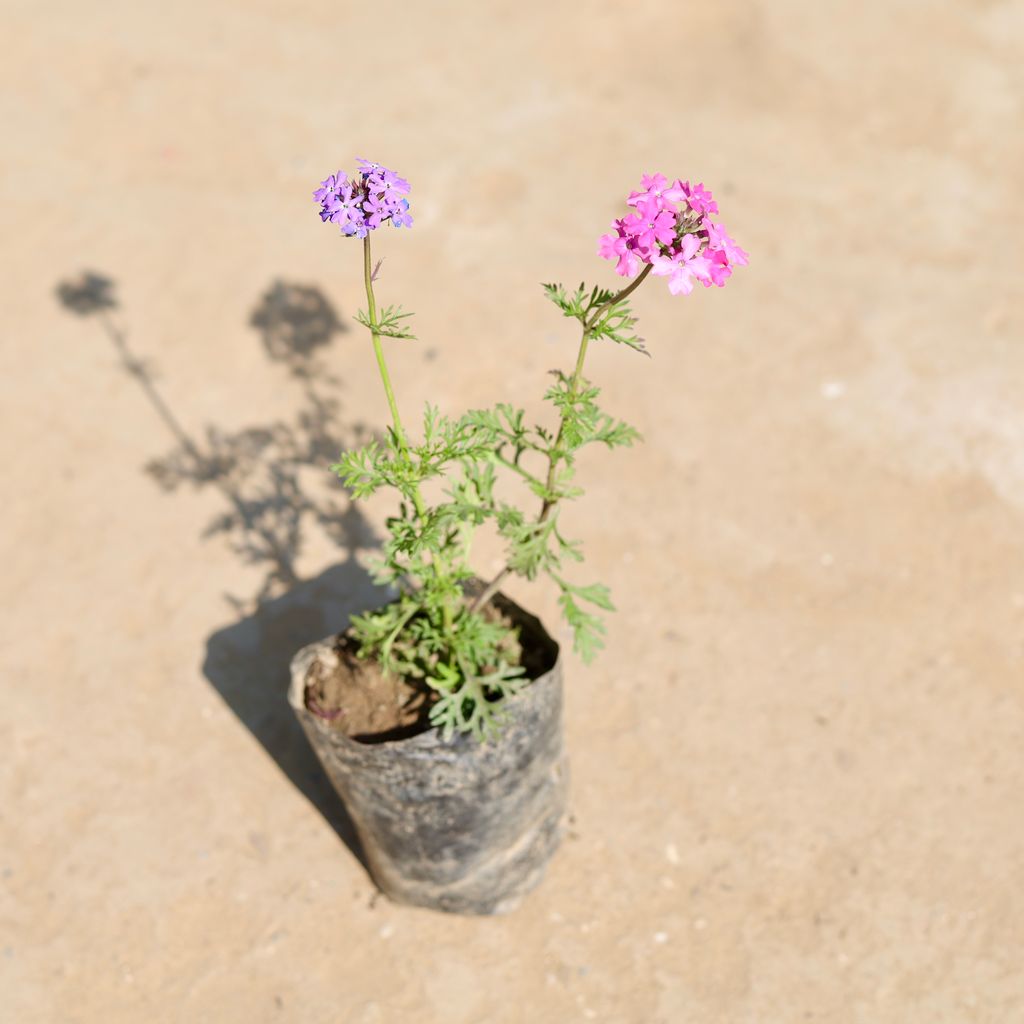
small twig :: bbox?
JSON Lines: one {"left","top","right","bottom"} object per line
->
{"left": 468, "top": 566, "right": 511, "bottom": 615}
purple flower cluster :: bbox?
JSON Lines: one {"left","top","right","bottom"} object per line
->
{"left": 598, "top": 174, "right": 748, "bottom": 296}
{"left": 313, "top": 158, "right": 412, "bottom": 238}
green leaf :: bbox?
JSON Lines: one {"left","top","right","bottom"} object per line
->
{"left": 587, "top": 295, "right": 647, "bottom": 355}
{"left": 427, "top": 662, "right": 527, "bottom": 742}
{"left": 354, "top": 304, "right": 417, "bottom": 340}
{"left": 570, "top": 581, "right": 615, "bottom": 611}
{"left": 556, "top": 586, "right": 608, "bottom": 663}
{"left": 542, "top": 282, "right": 588, "bottom": 322}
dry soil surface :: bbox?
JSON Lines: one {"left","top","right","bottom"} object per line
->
{"left": 2, "top": 2, "right": 1023, "bottom": 1022}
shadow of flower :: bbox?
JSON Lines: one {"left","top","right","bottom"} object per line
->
{"left": 56, "top": 270, "right": 388, "bottom": 869}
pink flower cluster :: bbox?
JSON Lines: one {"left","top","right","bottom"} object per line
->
{"left": 598, "top": 175, "right": 748, "bottom": 296}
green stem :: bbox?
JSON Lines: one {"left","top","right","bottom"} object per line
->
{"left": 539, "top": 262, "right": 652, "bottom": 519}
{"left": 361, "top": 235, "right": 453, "bottom": 637}
{"left": 491, "top": 450, "right": 542, "bottom": 486}
{"left": 364, "top": 237, "right": 411, "bottom": 464}
{"left": 584, "top": 263, "right": 652, "bottom": 330}
{"left": 469, "top": 264, "right": 653, "bottom": 614}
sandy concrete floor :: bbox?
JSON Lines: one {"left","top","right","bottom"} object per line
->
{"left": 3, "top": 1, "right": 1023, "bottom": 1021}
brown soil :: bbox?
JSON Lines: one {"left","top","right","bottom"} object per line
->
{"left": 303, "top": 632, "right": 430, "bottom": 741}
{"left": 304, "top": 595, "right": 558, "bottom": 741}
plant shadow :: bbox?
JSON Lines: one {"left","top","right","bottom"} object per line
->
{"left": 202, "top": 557, "right": 387, "bottom": 862}
{"left": 56, "top": 271, "right": 389, "bottom": 869}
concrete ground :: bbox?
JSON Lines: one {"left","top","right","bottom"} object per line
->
{"left": 2, "top": 1, "right": 1023, "bottom": 1021}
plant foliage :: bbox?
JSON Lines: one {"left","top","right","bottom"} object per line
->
{"left": 337, "top": 267, "right": 648, "bottom": 739}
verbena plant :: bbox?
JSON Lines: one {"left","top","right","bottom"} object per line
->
{"left": 316, "top": 161, "right": 747, "bottom": 738}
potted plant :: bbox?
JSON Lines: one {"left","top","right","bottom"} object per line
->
{"left": 288, "top": 160, "right": 747, "bottom": 914}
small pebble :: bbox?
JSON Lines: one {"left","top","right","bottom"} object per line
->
{"left": 821, "top": 380, "right": 846, "bottom": 400}
{"left": 665, "top": 842, "right": 680, "bottom": 866}
{"left": 653, "top": 931, "right": 669, "bottom": 944}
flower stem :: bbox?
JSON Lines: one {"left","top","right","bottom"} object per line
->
{"left": 363, "top": 236, "right": 409, "bottom": 458}
{"left": 470, "top": 264, "right": 653, "bottom": 614}
{"left": 361, "top": 235, "right": 454, "bottom": 636}
{"left": 585, "top": 262, "right": 652, "bottom": 331}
